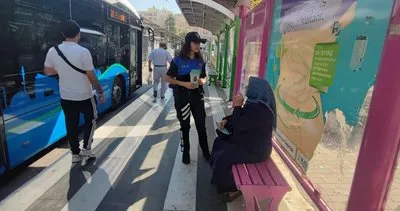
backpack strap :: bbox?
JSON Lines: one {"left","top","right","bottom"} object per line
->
{"left": 53, "top": 45, "right": 87, "bottom": 75}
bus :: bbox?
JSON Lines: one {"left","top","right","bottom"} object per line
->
{"left": 0, "top": 0, "right": 149, "bottom": 175}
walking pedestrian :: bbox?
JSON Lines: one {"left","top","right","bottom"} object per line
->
{"left": 43, "top": 20, "right": 105, "bottom": 163}
{"left": 165, "top": 32, "right": 211, "bottom": 164}
{"left": 148, "top": 42, "right": 172, "bottom": 102}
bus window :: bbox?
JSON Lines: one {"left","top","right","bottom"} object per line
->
{"left": 79, "top": 31, "right": 107, "bottom": 72}
{"left": 71, "top": 0, "right": 105, "bottom": 32}
{"left": 1, "top": 1, "right": 65, "bottom": 111}
{"left": 105, "top": 20, "right": 130, "bottom": 67}
{"left": 105, "top": 23, "right": 120, "bottom": 65}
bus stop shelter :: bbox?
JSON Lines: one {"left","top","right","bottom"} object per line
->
{"left": 176, "top": 0, "right": 400, "bottom": 210}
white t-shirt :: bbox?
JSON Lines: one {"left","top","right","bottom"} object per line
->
{"left": 148, "top": 48, "right": 172, "bottom": 66}
{"left": 44, "top": 41, "right": 94, "bottom": 101}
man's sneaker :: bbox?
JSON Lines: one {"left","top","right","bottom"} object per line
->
{"left": 72, "top": 154, "right": 82, "bottom": 163}
{"left": 81, "top": 149, "right": 96, "bottom": 158}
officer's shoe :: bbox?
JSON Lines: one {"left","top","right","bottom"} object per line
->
{"left": 202, "top": 151, "right": 211, "bottom": 162}
{"left": 182, "top": 152, "right": 190, "bottom": 165}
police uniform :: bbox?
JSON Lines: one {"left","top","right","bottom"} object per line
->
{"left": 167, "top": 54, "right": 210, "bottom": 164}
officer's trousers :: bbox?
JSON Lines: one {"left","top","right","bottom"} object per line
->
{"left": 173, "top": 87, "right": 209, "bottom": 155}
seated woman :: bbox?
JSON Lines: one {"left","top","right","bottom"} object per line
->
{"left": 210, "top": 76, "right": 277, "bottom": 202}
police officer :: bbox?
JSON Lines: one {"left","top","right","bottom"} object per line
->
{"left": 165, "top": 32, "right": 211, "bottom": 164}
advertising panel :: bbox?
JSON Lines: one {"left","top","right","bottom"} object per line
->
{"left": 265, "top": 0, "right": 394, "bottom": 172}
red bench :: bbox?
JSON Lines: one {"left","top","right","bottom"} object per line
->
{"left": 232, "top": 159, "right": 291, "bottom": 211}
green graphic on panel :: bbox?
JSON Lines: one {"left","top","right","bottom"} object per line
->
{"left": 276, "top": 85, "right": 320, "bottom": 120}
{"left": 309, "top": 43, "right": 340, "bottom": 93}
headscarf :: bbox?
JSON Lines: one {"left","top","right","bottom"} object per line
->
{"left": 245, "top": 76, "right": 277, "bottom": 129}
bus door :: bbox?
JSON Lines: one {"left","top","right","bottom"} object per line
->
{"left": 130, "top": 27, "right": 139, "bottom": 91}
{"left": 137, "top": 30, "right": 143, "bottom": 86}
{"left": 118, "top": 25, "right": 133, "bottom": 92}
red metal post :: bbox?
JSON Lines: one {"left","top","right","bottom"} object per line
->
{"left": 258, "top": 0, "right": 275, "bottom": 79}
{"left": 347, "top": 1, "right": 400, "bottom": 210}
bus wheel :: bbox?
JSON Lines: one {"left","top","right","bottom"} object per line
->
{"left": 111, "top": 77, "right": 124, "bottom": 109}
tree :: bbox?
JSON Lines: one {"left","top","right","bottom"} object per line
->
{"left": 164, "top": 14, "right": 176, "bottom": 34}
{"left": 178, "top": 30, "right": 187, "bottom": 38}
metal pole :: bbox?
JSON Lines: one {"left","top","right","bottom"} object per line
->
{"left": 233, "top": 6, "right": 248, "bottom": 94}
{"left": 216, "top": 35, "right": 220, "bottom": 74}
{"left": 347, "top": 1, "right": 399, "bottom": 210}
{"left": 218, "top": 33, "right": 223, "bottom": 81}
{"left": 222, "top": 24, "right": 230, "bottom": 88}
{"left": 229, "top": 16, "right": 240, "bottom": 100}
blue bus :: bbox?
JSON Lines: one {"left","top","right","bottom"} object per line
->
{"left": 0, "top": 0, "right": 149, "bottom": 175}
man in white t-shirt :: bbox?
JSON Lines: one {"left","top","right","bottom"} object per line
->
{"left": 44, "top": 20, "right": 105, "bottom": 163}
{"left": 148, "top": 42, "right": 172, "bottom": 102}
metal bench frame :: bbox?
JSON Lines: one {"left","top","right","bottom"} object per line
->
{"left": 208, "top": 73, "right": 218, "bottom": 86}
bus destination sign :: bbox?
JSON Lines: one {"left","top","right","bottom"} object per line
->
{"left": 109, "top": 8, "right": 128, "bottom": 24}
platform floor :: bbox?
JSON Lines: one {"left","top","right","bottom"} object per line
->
{"left": 0, "top": 84, "right": 315, "bottom": 211}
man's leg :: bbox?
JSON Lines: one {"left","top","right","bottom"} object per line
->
{"left": 160, "top": 67, "right": 168, "bottom": 98}
{"left": 153, "top": 68, "right": 161, "bottom": 98}
{"left": 61, "top": 99, "right": 81, "bottom": 155}
{"left": 81, "top": 97, "right": 98, "bottom": 153}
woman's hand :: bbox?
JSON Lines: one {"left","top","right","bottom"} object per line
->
{"left": 181, "top": 81, "right": 196, "bottom": 89}
{"left": 199, "top": 78, "right": 206, "bottom": 86}
{"left": 233, "top": 93, "right": 244, "bottom": 107}
{"left": 220, "top": 119, "right": 228, "bottom": 129}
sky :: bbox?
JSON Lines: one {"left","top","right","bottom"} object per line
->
{"left": 132, "top": 0, "right": 182, "bottom": 13}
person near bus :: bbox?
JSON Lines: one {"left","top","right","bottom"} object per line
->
{"left": 148, "top": 42, "right": 172, "bottom": 102}
{"left": 165, "top": 32, "right": 211, "bottom": 164}
{"left": 43, "top": 20, "right": 105, "bottom": 163}
{"left": 210, "top": 77, "right": 276, "bottom": 202}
